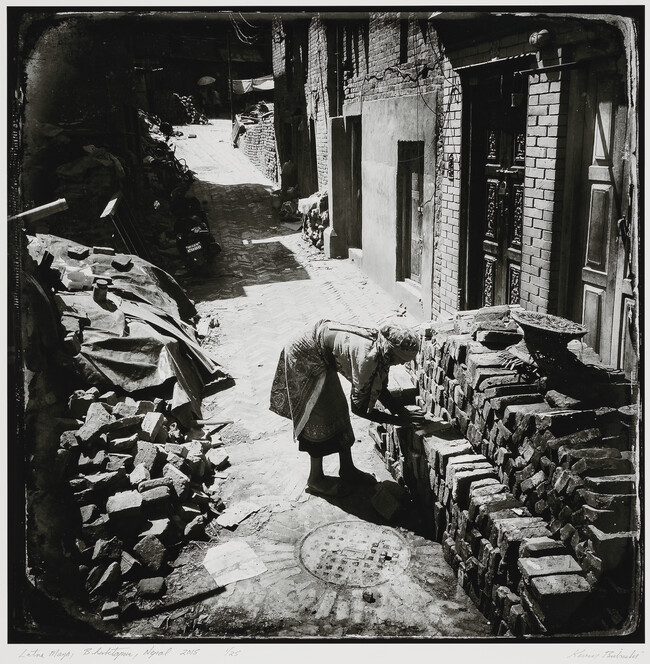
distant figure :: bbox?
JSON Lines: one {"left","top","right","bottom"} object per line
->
{"left": 281, "top": 158, "right": 297, "bottom": 198}
{"left": 269, "top": 319, "right": 424, "bottom": 497}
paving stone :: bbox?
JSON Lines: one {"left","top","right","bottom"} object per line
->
{"left": 133, "top": 535, "right": 166, "bottom": 572}
{"left": 104, "top": 415, "right": 143, "bottom": 438}
{"left": 140, "top": 412, "right": 166, "bottom": 442}
{"left": 529, "top": 574, "right": 592, "bottom": 627}
{"left": 141, "top": 485, "right": 172, "bottom": 514}
{"left": 133, "top": 441, "right": 164, "bottom": 473}
{"left": 583, "top": 474, "right": 636, "bottom": 494}
{"left": 106, "top": 453, "right": 133, "bottom": 473}
{"left": 165, "top": 442, "right": 187, "bottom": 458}
{"left": 129, "top": 463, "right": 151, "bottom": 487}
{"left": 579, "top": 490, "right": 636, "bottom": 511}
{"left": 76, "top": 402, "right": 115, "bottom": 445}
{"left": 518, "top": 555, "right": 583, "bottom": 581}
{"left": 107, "top": 433, "right": 138, "bottom": 453}
{"left": 68, "top": 390, "right": 97, "bottom": 419}
{"left": 59, "top": 430, "right": 80, "bottom": 450}
{"left": 78, "top": 450, "right": 108, "bottom": 473}
{"left": 85, "top": 565, "right": 106, "bottom": 592}
{"left": 99, "top": 391, "right": 119, "bottom": 407}
{"left": 582, "top": 505, "right": 635, "bottom": 532}
{"left": 89, "top": 561, "right": 121, "bottom": 597}
{"left": 205, "top": 448, "right": 230, "bottom": 471}
{"left": 101, "top": 601, "right": 120, "bottom": 617}
{"left": 80, "top": 504, "right": 99, "bottom": 524}
{"left": 136, "top": 400, "right": 155, "bottom": 416}
{"left": 534, "top": 410, "right": 598, "bottom": 437}
{"left": 571, "top": 457, "right": 634, "bottom": 477}
{"left": 92, "top": 536, "right": 123, "bottom": 562}
{"left": 137, "top": 577, "right": 166, "bottom": 598}
{"left": 73, "top": 487, "right": 96, "bottom": 506}
{"left": 162, "top": 463, "right": 191, "bottom": 499}
{"left": 449, "top": 466, "right": 498, "bottom": 508}
{"left": 519, "top": 536, "right": 567, "bottom": 558}
{"left": 558, "top": 445, "right": 622, "bottom": 467}
{"left": 106, "top": 490, "right": 143, "bottom": 520}
{"left": 113, "top": 401, "right": 139, "bottom": 419}
{"left": 82, "top": 515, "right": 111, "bottom": 541}
{"left": 139, "top": 518, "right": 174, "bottom": 541}
{"left": 85, "top": 470, "right": 128, "bottom": 494}
{"left": 120, "top": 551, "right": 141, "bottom": 577}
{"left": 137, "top": 477, "right": 174, "bottom": 493}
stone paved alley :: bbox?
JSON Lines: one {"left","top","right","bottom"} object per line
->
{"left": 122, "top": 120, "right": 492, "bottom": 639}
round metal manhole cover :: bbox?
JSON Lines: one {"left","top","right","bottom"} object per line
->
{"left": 299, "top": 521, "right": 410, "bottom": 588}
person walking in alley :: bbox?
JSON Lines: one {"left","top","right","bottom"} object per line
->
{"left": 269, "top": 319, "right": 424, "bottom": 497}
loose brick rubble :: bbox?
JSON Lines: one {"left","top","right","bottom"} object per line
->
{"left": 372, "top": 306, "right": 639, "bottom": 636}
{"left": 58, "top": 389, "right": 231, "bottom": 622}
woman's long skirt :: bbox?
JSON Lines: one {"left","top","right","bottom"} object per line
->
{"left": 269, "top": 320, "right": 355, "bottom": 457}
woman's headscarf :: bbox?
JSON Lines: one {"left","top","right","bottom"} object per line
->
{"left": 376, "top": 322, "right": 420, "bottom": 363}
{"left": 326, "top": 320, "right": 420, "bottom": 363}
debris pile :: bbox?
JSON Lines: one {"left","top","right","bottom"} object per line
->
{"left": 59, "top": 387, "right": 230, "bottom": 618}
{"left": 172, "top": 93, "right": 208, "bottom": 125}
{"left": 299, "top": 191, "right": 329, "bottom": 250}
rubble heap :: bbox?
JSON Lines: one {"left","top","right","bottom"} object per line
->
{"left": 374, "top": 305, "right": 639, "bottom": 636}
{"left": 59, "top": 388, "right": 230, "bottom": 621}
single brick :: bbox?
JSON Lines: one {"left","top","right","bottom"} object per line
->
{"left": 518, "top": 555, "right": 583, "bottom": 581}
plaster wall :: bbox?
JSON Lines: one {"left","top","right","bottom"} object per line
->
{"left": 354, "top": 92, "right": 438, "bottom": 321}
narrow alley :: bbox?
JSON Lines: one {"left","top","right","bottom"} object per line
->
{"left": 9, "top": 8, "right": 642, "bottom": 647}
{"left": 119, "top": 120, "right": 492, "bottom": 639}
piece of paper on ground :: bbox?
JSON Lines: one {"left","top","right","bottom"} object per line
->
{"left": 202, "top": 539, "right": 267, "bottom": 587}
{"left": 216, "top": 501, "right": 260, "bottom": 528}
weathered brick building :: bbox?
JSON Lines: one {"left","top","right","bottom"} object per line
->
{"left": 271, "top": 10, "right": 641, "bottom": 637}
{"left": 272, "top": 10, "right": 640, "bottom": 380}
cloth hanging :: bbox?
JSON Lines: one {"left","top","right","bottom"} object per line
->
{"left": 231, "top": 74, "right": 274, "bottom": 95}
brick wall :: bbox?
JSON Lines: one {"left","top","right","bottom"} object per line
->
{"left": 373, "top": 306, "right": 638, "bottom": 635}
{"left": 271, "top": 16, "right": 330, "bottom": 194}
{"left": 239, "top": 115, "right": 280, "bottom": 183}
{"left": 305, "top": 16, "right": 330, "bottom": 191}
{"left": 342, "top": 12, "right": 442, "bottom": 103}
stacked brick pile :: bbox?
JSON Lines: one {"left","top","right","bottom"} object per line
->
{"left": 374, "top": 305, "right": 639, "bottom": 635}
{"left": 56, "top": 387, "right": 230, "bottom": 622}
{"left": 239, "top": 114, "right": 279, "bottom": 184}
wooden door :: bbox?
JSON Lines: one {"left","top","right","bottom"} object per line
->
{"left": 570, "top": 68, "right": 631, "bottom": 368}
{"left": 397, "top": 141, "right": 424, "bottom": 282}
{"left": 467, "top": 71, "right": 526, "bottom": 307}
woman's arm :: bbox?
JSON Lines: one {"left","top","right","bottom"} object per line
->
{"left": 350, "top": 386, "right": 418, "bottom": 425}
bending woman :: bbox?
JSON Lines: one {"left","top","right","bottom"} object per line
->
{"left": 269, "top": 319, "right": 423, "bottom": 497}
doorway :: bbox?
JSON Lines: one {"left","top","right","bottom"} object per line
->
{"left": 397, "top": 141, "right": 424, "bottom": 283}
{"left": 566, "top": 65, "right": 632, "bottom": 369}
{"left": 464, "top": 69, "right": 527, "bottom": 308}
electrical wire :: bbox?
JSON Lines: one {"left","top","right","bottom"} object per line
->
{"left": 230, "top": 13, "right": 258, "bottom": 45}
{"left": 238, "top": 12, "right": 257, "bottom": 29}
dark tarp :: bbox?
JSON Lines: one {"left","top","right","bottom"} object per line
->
{"left": 28, "top": 234, "right": 228, "bottom": 426}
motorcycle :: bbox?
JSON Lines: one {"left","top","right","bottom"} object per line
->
{"left": 170, "top": 187, "right": 221, "bottom": 272}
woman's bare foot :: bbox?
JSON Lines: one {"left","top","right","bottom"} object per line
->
{"left": 339, "top": 467, "right": 377, "bottom": 485}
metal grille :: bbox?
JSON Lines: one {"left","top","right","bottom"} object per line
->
{"left": 299, "top": 521, "right": 410, "bottom": 588}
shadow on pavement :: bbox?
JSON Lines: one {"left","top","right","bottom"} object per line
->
{"left": 178, "top": 179, "right": 312, "bottom": 301}
{"left": 315, "top": 479, "right": 430, "bottom": 538}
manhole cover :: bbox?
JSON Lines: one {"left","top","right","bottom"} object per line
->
{"left": 299, "top": 521, "right": 410, "bottom": 588}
